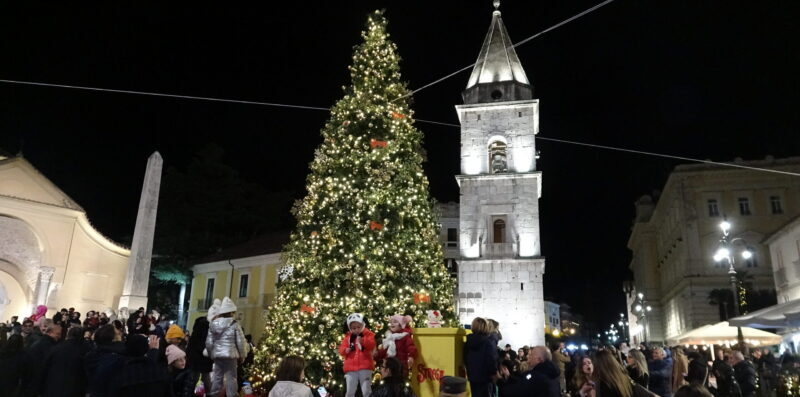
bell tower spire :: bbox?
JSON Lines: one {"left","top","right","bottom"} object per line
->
{"left": 454, "top": 1, "right": 545, "bottom": 348}
{"left": 463, "top": 0, "right": 532, "bottom": 104}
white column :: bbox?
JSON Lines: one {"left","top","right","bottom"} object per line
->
{"left": 177, "top": 282, "right": 187, "bottom": 328}
{"left": 34, "top": 266, "right": 55, "bottom": 308}
{"left": 119, "top": 152, "right": 163, "bottom": 311}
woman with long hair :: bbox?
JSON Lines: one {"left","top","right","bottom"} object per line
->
{"left": 626, "top": 349, "right": 650, "bottom": 388}
{"left": 269, "top": 355, "right": 312, "bottom": 397}
{"left": 373, "top": 357, "right": 416, "bottom": 397}
{"left": 593, "top": 349, "right": 633, "bottom": 397}
{"left": 570, "top": 354, "right": 595, "bottom": 397}
{"left": 672, "top": 347, "right": 689, "bottom": 393}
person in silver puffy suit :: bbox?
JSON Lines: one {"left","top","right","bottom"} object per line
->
{"left": 205, "top": 296, "right": 250, "bottom": 397}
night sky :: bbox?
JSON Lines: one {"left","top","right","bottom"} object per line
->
{"left": 1, "top": 1, "right": 798, "bottom": 331}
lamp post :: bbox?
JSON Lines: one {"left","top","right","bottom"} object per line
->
{"left": 619, "top": 313, "right": 630, "bottom": 343}
{"left": 633, "top": 293, "right": 652, "bottom": 344}
{"left": 713, "top": 218, "right": 751, "bottom": 352}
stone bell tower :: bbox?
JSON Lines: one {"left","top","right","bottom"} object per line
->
{"left": 455, "top": 0, "right": 545, "bottom": 348}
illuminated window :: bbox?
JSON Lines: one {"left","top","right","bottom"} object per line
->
{"left": 488, "top": 141, "right": 508, "bottom": 174}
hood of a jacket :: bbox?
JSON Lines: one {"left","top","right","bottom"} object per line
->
{"left": 210, "top": 317, "right": 235, "bottom": 336}
{"left": 533, "top": 359, "right": 561, "bottom": 379}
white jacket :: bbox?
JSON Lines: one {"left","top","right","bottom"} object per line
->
{"left": 205, "top": 317, "right": 249, "bottom": 360}
{"left": 269, "top": 381, "right": 313, "bottom": 397}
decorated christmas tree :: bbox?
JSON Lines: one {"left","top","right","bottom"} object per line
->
{"left": 251, "top": 10, "right": 457, "bottom": 389}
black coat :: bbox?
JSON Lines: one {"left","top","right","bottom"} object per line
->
{"left": 110, "top": 355, "right": 172, "bottom": 397}
{"left": 463, "top": 333, "right": 499, "bottom": 384}
{"left": 733, "top": 361, "right": 756, "bottom": 397}
{"left": 597, "top": 381, "right": 634, "bottom": 397}
{"left": 712, "top": 359, "right": 741, "bottom": 397}
{"left": 39, "top": 338, "right": 91, "bottom": 397}
{"left": 0, "top": 351, "right": 25, "bottom": 397}
{"left": 187, "top": 317, "right": 214, "bottom": 373}
{"left": 23, "top": 334, "right": 59, "bottom": 394}
{"left": 500, "top": 360, "right": 561, "bottom": 397}
{"left": 628, "top": 366, "right": 650, "bottom": 389}
{"left": 85, "top": 342, "right": 127, "bottom": 397}
{"left": 171, "top": 367, "right": 200, "bottom": 397}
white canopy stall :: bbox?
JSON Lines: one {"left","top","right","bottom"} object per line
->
{"left": 670, "top": 321, "right": 782, "bottom": 359}
{"left": 729, "top": 299, "right": 800, "bottom": 353}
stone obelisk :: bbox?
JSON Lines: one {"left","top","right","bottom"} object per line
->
{"left": 119, "top": 151, "right": 162, "bottom": 311}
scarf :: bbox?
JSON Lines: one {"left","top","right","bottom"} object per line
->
{"left": 382, "top": 330, "right": 409, "bottom": 357}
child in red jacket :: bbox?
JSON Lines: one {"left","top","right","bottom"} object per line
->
{"left": 375, "top": 314, "right": 417, "bottom": 377}
{"left": 338, "top": 313, "right": 376, "bottom": 397}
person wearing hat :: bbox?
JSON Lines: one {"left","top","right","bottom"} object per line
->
{"left": 440, "top": 376, "right": 468, "bottom": 397}
{"left": 206, "top": 297, "right": 249, "bottom": 397}
{"left": 376, "top": 314, "right": 417, "bottom": 377}
{"left": 167, "top": 344, "right": 200, "bottom": 397}
{"left": 157, "top": 324, "right": 187, "bottom": 366}
{"left": 338, "top": 313, "right": 376, "bottom": 397}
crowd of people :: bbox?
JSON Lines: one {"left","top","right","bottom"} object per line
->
{"left": 0, "top": 297, "right": 255, "bottom": 397}
{"left": 3, "top": 305, "right": 797, "bottom": 397}
{"left": 463, "top": 316, "right": 791, "bottom": 397}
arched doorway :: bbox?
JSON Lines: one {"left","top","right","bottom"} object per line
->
{"left": 0, "top": 215, "right": 44, "bottom": 315}
{"left": 0, "top": 266, "right": 28, "bottom": 321}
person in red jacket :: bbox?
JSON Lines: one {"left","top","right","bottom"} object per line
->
{"left": 375, "top": 314, "right": 417, "bottom": 377}
{"left": 338, "top": 313, "right": 376, "bottom": 397}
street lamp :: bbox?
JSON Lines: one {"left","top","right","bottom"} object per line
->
{"left": 714, "top": 217, "right": 751, "bottom": 352}
{"left": 632, "top": 293, "right": 651, "bottom": 343}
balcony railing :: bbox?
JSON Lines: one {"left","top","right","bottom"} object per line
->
{"left": 483, "top": 242, "right": 516, "bottom": 258}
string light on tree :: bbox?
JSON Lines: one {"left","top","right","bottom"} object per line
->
{"left": 251, "top": 10, "right": 457, "bottom": 392}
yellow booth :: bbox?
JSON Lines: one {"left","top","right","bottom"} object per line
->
{"left": 411, "top": 328, "right": 468, "bottom": 397}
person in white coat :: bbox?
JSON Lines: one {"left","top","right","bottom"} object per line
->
{"left": 205, "top": 297, "right": 249, "bottom": 397}
{"left": 269, "top": 356, "right": 313, "bottom": 397}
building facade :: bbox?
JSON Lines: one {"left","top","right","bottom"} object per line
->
{"left": 765, "top": 216, "right": 800, "bottom": 303}
{"left": 0, "top": 154, "right": 132, "bottom": 320}
{"left": 454, "top": 2, "right": 546, "bottom": 348}
{"left": 186, "top": 233, "right": 287, "bottom": 340}
{"left": 545, "top": 301, "right": 561, "bottom": 334}
{"left": 627, "top": 157, "right": 800, "bottom": 342}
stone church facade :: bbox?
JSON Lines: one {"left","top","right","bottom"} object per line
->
{"left": 0, "top": 153, "right": 131, "bottom": 320}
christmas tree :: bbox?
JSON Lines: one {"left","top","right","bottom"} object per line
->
{"left": 251, "top": 10, "right": 456, "bottom": 389}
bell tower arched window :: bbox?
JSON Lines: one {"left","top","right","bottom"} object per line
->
{"left": 489, "top": 141, "right": 508, "bottom": 174}
{"left": 493, "top": 219, "right": 506, "bottom": 243}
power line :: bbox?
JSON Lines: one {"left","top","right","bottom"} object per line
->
{"left": 0, "top": 79, "right": 330, "bottom": 111}
{"left": 398, "top": 0, "right": 617, "bottom": 100}
{"left": 2, "top": 78, "right": 796, "bottom": 177}
{"left": 535, "top": 136, "right": 800, "bottom": 177}
{"left": 409, "top": 119, "right": 800, "bottom": 177}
